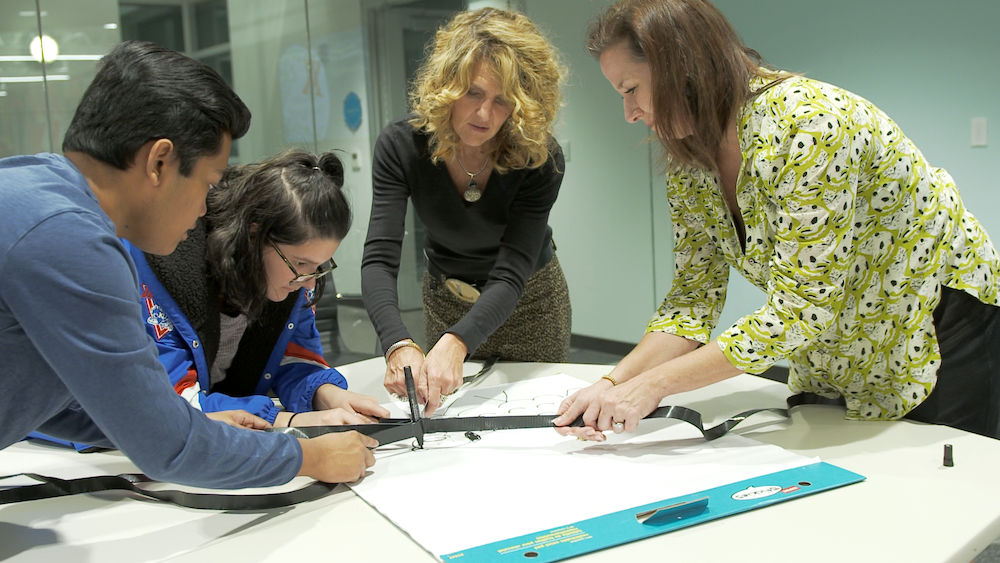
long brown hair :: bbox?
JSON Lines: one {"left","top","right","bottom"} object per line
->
{"left": 587, "top": 0, "right": 784, "bottom": 172}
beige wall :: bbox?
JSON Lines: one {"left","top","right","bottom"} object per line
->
{"left": 525, "top": 0, "right": 664, "bottom": 344}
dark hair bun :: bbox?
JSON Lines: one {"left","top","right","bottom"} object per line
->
{"left": 317, "top": 152, "right": 345, "bottom": 187}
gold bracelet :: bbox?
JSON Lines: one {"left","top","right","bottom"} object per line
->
{"left": 384, "top": 339, "right": 424, "bottom": 360}
{"left": 601, "top": 374, "right": 618, "bottom": 386}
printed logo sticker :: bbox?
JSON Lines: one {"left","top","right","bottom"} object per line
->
{"left": 141, "top": 283, "right": 174, "bottom": 340}
{"left": 731, "top": 485, "right": 782, "bottom": 501}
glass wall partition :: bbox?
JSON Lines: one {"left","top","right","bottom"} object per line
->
{"left": 0, "top": 0, "right": 476, "bottom": 356}
{"left": 0, "top": 0, "right": 120, "bottom": 157}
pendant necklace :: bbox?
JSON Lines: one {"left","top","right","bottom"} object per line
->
{"left": 456, "top": 153, "right": 489, "bottom": 202}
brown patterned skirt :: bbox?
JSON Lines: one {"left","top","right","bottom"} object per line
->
{"left": 422, "top": 255, "right": 571, "bottom": 362}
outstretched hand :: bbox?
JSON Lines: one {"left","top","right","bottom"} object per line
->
{"left": 552, "top": 378, "right": 614, "bottom": 441}
{"left": 383, "top": 345, "right": 426, "bottom": 399}
{"left": 287, "top": 408, "right": 376, "bottom": 426}
{"left": 298, "top": 431, "right": 378, "bottom": 483}
{"left": 206, "top": 410, "right": 272, "bottom": 430}
{"left": 314, "top": 384, "right": 391, "bottom": 420}
{"left": 553, "top": 374, "right": 662, "bottom": 441}
{"left": 420, "top": 333, "right": 467, "bottom": 416}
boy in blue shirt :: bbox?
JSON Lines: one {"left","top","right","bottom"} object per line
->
{"left": 0, "top": 40, "right": 376, "bottom": 489}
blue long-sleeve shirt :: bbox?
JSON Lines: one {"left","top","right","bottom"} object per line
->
{"left": 0, "top": 153, "right": 302, "bottom": 488}
{"left": 126, "top": 238, "right": 347, "bottom": 423}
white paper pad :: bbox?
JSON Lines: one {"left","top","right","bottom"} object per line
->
{"left": 350, "top": 374, "right": 817, "bottom": 557}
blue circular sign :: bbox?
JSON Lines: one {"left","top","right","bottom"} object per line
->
{"left": 343, "top": 92, "right": 362, "bottom": 132}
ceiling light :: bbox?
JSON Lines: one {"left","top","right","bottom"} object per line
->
{"left": 0, "top": 75, "right": 70, "bottom": 83}
{"left": 29, "top": 35, "right": 59, "bottom": 64}
{"left": 104, "top": 23, "right": 118, "bottom": 30}
{"left": 0, "top": 55, "right": 101, "bottom": 62}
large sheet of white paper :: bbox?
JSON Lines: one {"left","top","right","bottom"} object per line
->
{"left": 349, "top": 374, "right": 817, "bottom": 557}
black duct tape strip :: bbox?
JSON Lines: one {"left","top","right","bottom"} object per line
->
{"left": 268, "top": 420, "right": 422, "bottom": 444}
{"left": 0, "top": 472, "right": 336, "bottom": 509}
{"left": 462, "top": 356, "right": 498, "bottom": 385}
{"left": 270, "top": 392, "right": 846, "bottom": 443}
{"left": 0, "top": 393, "right": 843, "bottom": 509}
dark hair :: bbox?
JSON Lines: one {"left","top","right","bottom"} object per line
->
{"left": 62, "top": 40, "right": 251, "bottom": 176}
{"left": 587, "top": 0, "right": 783, "bottom": 172}
{"left": 205, "top": 149, "right": 350, "bottom": 320}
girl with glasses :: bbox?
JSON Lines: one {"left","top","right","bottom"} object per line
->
{"left": 126, "top": 149, "right": 389, "bottom": 429}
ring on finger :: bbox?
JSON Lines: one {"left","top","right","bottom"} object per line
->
{"left": 612, "top": 420, "right": 624, "bottom": 429}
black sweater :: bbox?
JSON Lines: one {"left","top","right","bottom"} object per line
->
{"left": 361, "top": 115, "right": 564, "bottom": 354}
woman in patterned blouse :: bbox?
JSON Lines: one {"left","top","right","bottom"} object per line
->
{"left": 555, "top": 0, "right": 1000, "bottom": 440}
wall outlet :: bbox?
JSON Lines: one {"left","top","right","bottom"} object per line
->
{"left": 350, "top": 150, "right": 362, "bottom": 172}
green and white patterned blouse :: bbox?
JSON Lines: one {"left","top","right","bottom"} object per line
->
{"left": 648, "top": 73, "right": 1000, "bottom": 421}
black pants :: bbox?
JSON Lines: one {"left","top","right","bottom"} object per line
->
{"left": 905, "top": 285, "right": 1000, "bottom": 439}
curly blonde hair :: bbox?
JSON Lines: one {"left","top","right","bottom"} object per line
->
{"left": 409, "top": 7, "right": 566, "bottom": 173}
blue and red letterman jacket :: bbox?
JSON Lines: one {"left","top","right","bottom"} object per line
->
{"left": 123, "top": 223, "right": 347, "bottom": 424}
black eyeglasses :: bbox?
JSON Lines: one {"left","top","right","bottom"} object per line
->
{"left": 270, "top": 240, "right": 336, "bottom": 284}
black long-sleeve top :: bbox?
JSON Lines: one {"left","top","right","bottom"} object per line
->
{"left": 361, "top": 115, "right": 564, "bottom": 355}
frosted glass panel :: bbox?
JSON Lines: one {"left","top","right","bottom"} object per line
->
{"left": 0, "top": 0, "right": 119, "bottom": 157}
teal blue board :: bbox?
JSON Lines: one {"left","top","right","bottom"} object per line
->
{"left": 440, "top": 461, "right": 863, "bottom": 562}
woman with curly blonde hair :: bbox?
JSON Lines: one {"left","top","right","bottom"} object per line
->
{"left": 362, "top": 7, "right": 570, "bottom": 414}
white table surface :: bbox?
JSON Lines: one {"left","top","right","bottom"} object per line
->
{"left": 2, "top": 358, "right": 999, "bottom": 563}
